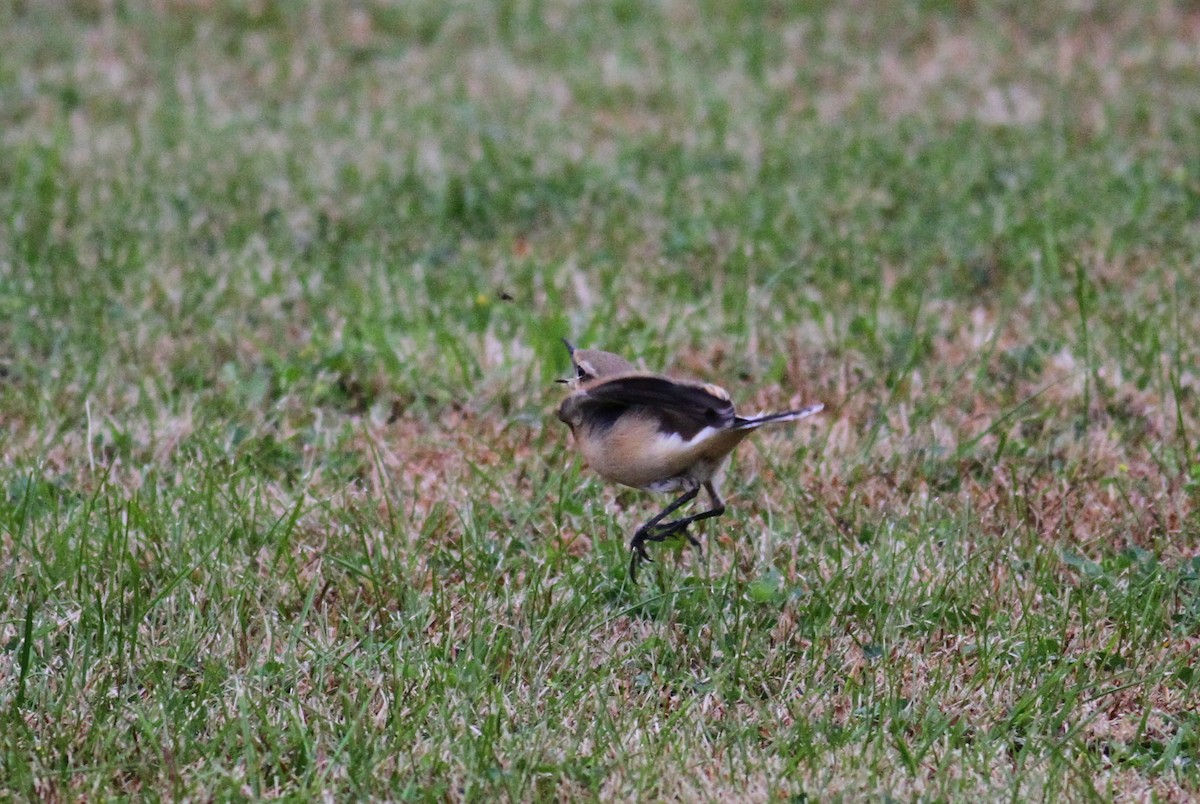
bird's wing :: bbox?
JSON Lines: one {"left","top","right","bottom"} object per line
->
{"left": 575, "top": 374, "right": 735, "bottom": 440}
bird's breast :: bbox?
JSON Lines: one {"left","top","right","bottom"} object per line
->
{"left": 578, "top": 418, "right": 749, "bottom": 490}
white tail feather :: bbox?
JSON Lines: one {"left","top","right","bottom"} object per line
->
{"left": 733, "top": 403, "right": 824, "bottom": 430}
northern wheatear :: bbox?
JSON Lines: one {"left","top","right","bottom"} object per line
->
{"left": 556, "top": 340, "right": 823, "bottom": 579}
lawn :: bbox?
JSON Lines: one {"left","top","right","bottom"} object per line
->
{"left": 2, "top": 0, "right": 1199, "bottom": 799}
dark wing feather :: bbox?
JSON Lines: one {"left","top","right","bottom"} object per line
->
{"left": 577, "top": 374, "right": 735, "bottom": 440}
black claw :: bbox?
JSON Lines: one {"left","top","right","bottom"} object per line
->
{"left": 629, "top": 536, "right": 652, "bottom": 582}
{"left": 629, "top": 549, "right": 645, "bottom": 581}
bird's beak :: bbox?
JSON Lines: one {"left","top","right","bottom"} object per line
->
{"left": 561, "top": 338, "right": 576, "bottom": 356}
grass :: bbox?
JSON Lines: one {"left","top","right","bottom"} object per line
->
{"left": 2, "top": 0, "right": 1199, "bottom": 799}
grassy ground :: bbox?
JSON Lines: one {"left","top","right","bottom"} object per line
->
{"left": 2, "top": 0, "right": 1199, "bottom": 799}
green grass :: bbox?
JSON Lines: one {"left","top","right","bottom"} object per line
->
{"left": 2, "top": 0, "right": 1200, "bottom": 799}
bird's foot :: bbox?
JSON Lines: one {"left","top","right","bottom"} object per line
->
{"left": 628, "top": 540, "right": 652, "bottom": 581}
{"left": 628, "top": 522, "right": 700, "bottom": 581}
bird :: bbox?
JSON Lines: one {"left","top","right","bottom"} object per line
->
{"left": 555, "top": 339, "right": 823, "bottom": 580}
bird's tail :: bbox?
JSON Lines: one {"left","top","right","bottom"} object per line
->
{"left": 733, "top": 403, "right": 824, "bottom": 430}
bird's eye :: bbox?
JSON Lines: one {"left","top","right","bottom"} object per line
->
{"left": 576, "top": 365, "right": 589, "bottom": 380}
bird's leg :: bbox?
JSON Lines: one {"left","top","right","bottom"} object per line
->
{"left": 629, "top": 483, "right": 728, "bottom": 580}
{"left": 629, "top": 485, "right": 700, "bottom": 579}
{"left": 651, "top": 481, "right": 726, "bottom": 542}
